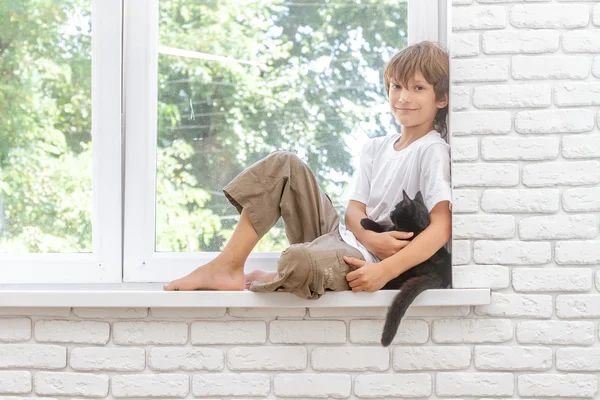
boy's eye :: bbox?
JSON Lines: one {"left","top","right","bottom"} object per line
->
{"left": 391, "top": 84, "right": 401, "bottom": 89}
{"left": 416, "top": 86, "right": 425, "bottom": 91}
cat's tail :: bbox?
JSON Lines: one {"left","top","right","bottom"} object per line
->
{"left": 381, "top": 273, "right": 445, "bottom": 347}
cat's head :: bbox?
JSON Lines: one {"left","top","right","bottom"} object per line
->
{"left": 390, "top": 190, "right": 430, "bottom": 231}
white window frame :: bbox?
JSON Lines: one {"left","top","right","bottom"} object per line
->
{"left": 0, "top": 0, "right": 123, "bottom": 284}
{"left": 123, "top": 0, "right": 443, "bottom": 282}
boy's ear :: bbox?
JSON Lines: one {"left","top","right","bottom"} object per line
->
{"left": 437, "top": 93, "right": 449, "bottom": 109}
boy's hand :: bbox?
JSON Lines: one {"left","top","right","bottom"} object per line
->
{"left": 344, "top": 256, "right": 391, "bottom": 292}
{"left": 363, "top": 230, "right": 413, "bottom": 260}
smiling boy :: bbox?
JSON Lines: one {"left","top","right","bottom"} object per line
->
{"left": 164, "top": 41, "right": 452, "bottom": 297}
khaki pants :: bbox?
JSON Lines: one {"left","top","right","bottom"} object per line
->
{"left": 223, "top": 151, "right": 365, "bottom": 299}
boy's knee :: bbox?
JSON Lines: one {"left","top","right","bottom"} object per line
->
{"left": 268, "top": 150, "right": 304, "bottom": 170}
{"left": 278, "top": 245, "right": 312, "bottom": 284}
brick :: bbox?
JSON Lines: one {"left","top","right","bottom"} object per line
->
{"left": 556, "top": 240, "right": 600, "bottom": 265}
{"left": 515, "top": 109, "right": 594, "bottom": 133}
{"left": 72, "top": 308, "right": 148, "bottom": 319}
{"left": 453, "top": 163, "right": 519, "bottom": 187}
{"left": 192, "top": 321, "right": 266, "bottom": 344}
{"left": 149, "top": 347, "right": 222, "bottom": 371}
{"left": 453, "top": 6, "right": 507, "bottom": 31}
{"left": 451, "top": 137, "right": 478, "bottom": 161}
{"left": 312, "top": 347, "right": 389, "bottom": 371}
{"left": 563, "top": 187, "right": 600, "bottom": 211}
{"left": 452, "top": 32, "right": 480, "bottom": 57}
{"left": 354, "top": 374, "right": 432, "bottom": 398}
{"left": 519, "top": 214, "right": 597, "bottom": 240}
{"left": 523, "top": 161, "right": 600, "bottom": 187}
{"left": 597, "top": 270, "right": 600, "bottom": 291}
{"left": 518, "top": 374, "right": 597, "bottom": 398}
{"left": 510, "top": 4, "right": 589, "bottom": 28}
{"left": 270, "top": 320, "right": 345, "bottom": 344}
{"left": 555, "top": 83, "right": 600, "bottom": 106}
{"left": 112, "top": 321, "right": 187, "bottom": 345}
{"left": 452, "top": 189, "right": 478, "bottom": 213}
{"left": 149, "top": 307, "right": 225, "bottom": 319}
{"left": 453, "top": 265, "right": 510, "bottom": 290}
{"left": 517, "top": 321, "right": 594, "bottom": 345}
{"left": 453, "top": 215, "right": 514, "bottom": 239}
{"left": 594, "top": 56, "right": 600, "bottom": 78}
{"left": 405, "top": 306, "right": 471, "bottom": 317}
{"left": 34, "top": 372, "right": 108, "bottom": 397}
{"left": 275, "top": 374, "right": 351, "bottom": 398}
{"left": 473, "top": 84, "right": 551, "bottom": 108}
{"left": 35, "top": 320, "right": 108, "bottom": 344}
{"left": 192, "top": 373, "right": 270, "bottom": 397}
{"left": 556, "top": 295, "right": 600, "bottom": 319}
{"left": 70, "top": 348, "right": 145, "bottom": 372}
{"left": 432, "top": 319, "right": 513, "bottom": 344}
{"left": 452, "top": 111, "right": 511, "bottom": 135}
{"left": 229, "top": 346, "right": 306, "bottom": 371}
{"left": 475, "top": 293, "right": 552, "bottom": 318}
{"left": 452, "top": 86, "right": 470, "bottom": 111}
{"left": 452, "top": 59, "right": 509, "bottom": 82}
{"left": 436, "top": 373, "right": 514, "bottom": 397}
{"left": 350, "top": 319, "right": 428, "bottom": 344}
{"left": 0, "top": 318, "right": 31, "bottom": 342}
{"left": 513, "top": 268, "right": 591, "bottom": 292}
{"left": 482, "top": 136, "right": 558, "bottom": 161}
{"left": 475, "top": 346, "right": 552, "bottom": 371}
{"left": 228, "top": 307, "right": 305, "bottom": 318}
{"left": 481, "top": 189, "right": 559, "bottom": 213}
{"left": 595, "top": 4, "right": 600, "bottom": 25}
{"left": 0, "top": 308, "right": 70, "bottom": 317}
{"left": 563, "top": 134, "right": 600, "bottom": 159}
{"left": 557, "top": 348, "right": 600, "bottom": 371}
{"left": 393, "top": 346, "right": 471, "bottom": 371}
{"left": 0, "top": 372, "right": 31, "bottom": 394}
{"left": 453, "top": 0, "right": 473, "bottom": 5}
{"left": 111, "top": 374, "right": 188, "bottom": 398}
{"left": 0, "top": 344, "right": 65, "bottom": 369}
{"left": 563, "top": 30, "right": 600, "bottom": 53}
{"left": 474, "top": 241, "right": 551, "bottom": 265}
{"left": 482, "top": 30, "right": 559, "bottom": 54}
{"left": 308, "top": 307, "right": 386, "bottom": 318}
{"left": 452, "top": 240, "right": 471, "bottom": 265}
{"left": 513, "top": 55, "right": 590, "bottom": 79}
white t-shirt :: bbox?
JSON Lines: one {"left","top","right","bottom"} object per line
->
{"left": 339, "top": 130, "right": 452, "bottom": 263}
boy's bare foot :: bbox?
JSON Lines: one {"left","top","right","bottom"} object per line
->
{"left": 245, "top": 269, "right": 278, "bottom": 289}
{"left": 163, "top": 255, "right": 245, "bottom": 291}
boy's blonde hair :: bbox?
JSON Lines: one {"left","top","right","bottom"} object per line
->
{"left": 383, "top": 41, "right": 449, "bottom": 135}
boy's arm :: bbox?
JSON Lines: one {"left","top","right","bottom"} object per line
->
{"left": 344, "top": 200, "right": 374, "bottom": 246}
{"left": 379, "top": 201, "right": 452, "bottom": 280}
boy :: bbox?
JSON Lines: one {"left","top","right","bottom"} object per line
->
{"left": 164, "top": 41, "right": 451, "bottom": 298}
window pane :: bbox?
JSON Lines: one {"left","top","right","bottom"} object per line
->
{"left": 0, "top": 1, "right": 92, "bottom": 253}
{"left": 156, "top": 0, "right": 407, "bottom": 252}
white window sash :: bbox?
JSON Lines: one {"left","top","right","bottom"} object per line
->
{"left": 0, "top": 0, "right": 123, "bottom": 284}
{"left": 123, "top": 0, "right": 442, "bottom": 283}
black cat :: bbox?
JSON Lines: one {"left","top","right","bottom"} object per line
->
{"left": 360, "top": 190, "right": 452, "bottom": 347}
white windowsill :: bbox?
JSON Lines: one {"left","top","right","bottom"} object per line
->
{"left": 0, "top": 284, "right": 490, "bottom": 308}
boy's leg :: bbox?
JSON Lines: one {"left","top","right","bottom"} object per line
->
{"left": 164, "top": 151, "right": 339, "bottom": 291}
{"left": 249, "top": 231, "right": 365, "bottom": 299}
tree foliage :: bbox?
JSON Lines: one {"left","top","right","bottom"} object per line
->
{"left": 0, "top": 0, "right": 406, "bottom": 253}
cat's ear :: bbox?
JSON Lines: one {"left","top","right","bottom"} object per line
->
{"left": 402, "top": 190, "right": 411, "bottom": 203}
{"left": 414, "top": 191, "right": 424, "bottom": 205}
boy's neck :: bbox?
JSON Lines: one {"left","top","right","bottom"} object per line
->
{"left": 395, "top": 124, "right": 434, "bottom": 150}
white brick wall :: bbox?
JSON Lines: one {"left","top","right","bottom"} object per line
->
{"left": 449, "top": 1, "right": 600, "bottom": 398}
{"left": 1, "top": 1, "right": 597, "bottom": 399}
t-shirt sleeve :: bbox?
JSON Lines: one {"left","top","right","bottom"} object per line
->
{"left": 419, "top": 143, "right": 452, "bottom": 212}
{"left": 347, "top": 139, "right": 376, "bottom": 205}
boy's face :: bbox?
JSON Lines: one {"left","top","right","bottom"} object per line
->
{"left": 388, "top": 71, "right": 448, "bottom": 130}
